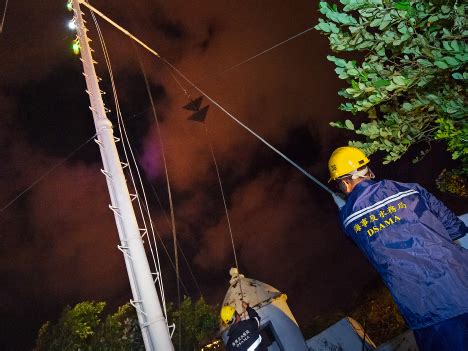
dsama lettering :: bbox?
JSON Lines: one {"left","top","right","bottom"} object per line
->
{"left": 353, "top": 201, "right": 407, "bottom": 235}
{"left": 367, "top": 215, "right": 401, "bottom": 237}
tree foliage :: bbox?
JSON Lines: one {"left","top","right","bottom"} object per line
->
{"left": 35, "top": 297, "right": 220, "bottom": 351}
{"left": 91, "top": 303, "right": 145, "bottom": 350}
{"left": 315, "top": 0, "right": 467, "bottom": 194}
{"left": 167, "top": 296, "right": 220, "bottom": 351}
{"left": 35, "top": 301, "right": 143, "bottom": 351}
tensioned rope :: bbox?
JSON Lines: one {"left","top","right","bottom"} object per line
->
{"left": 203, "top": 123, "right": 244, "bottom": 299}
{"left": 151, "top": 220, "right": 190, "bottom": 297}
{"left": 219, "top": 27, "right": 314, "bottom": 75}
{"left": 134, "top": 46, "right": 183, "bottom": 349}
{"left": 78, "top": 1, "right": 345, "bottom": 210}
{"left": 0, "top": 0, "right": 8, "bottom": 33}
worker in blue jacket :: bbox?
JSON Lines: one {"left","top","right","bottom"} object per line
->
{"left": 221, "top": 301, "right": 265, "bottom": 351}
{"left": 328, "top": 146, "right": 468, "bottom": 351}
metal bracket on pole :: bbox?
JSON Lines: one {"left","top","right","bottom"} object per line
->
{"left": 139, "top": 228, "right": 148, "bottom": 238}
{"left": 142, "top": 317, "right": 167, "bottom": 329}
{"left": 94, "top": 138, "right": 103, "bottom": 146}
{"left": 152, "top": 271, "right": 160, "bottom": 284}
{"left": 101, "top": 169, "right": 112, "bottom": 178}
{"left": 117, "top": 244, "right": 132, "bottom": 259}
{"left": 114, "top": 136, "right": 121, "bottom": 143}
{"left": 109, "top": 204, "right": 121, "bottom": 217}
{"left": 168, "top": 323, "right": 176, "bottom": 338}
{"left": 130, "top": 299, "right": 148, "bottom": 316}
{"left": 85, "top": 89, "right": 93, "bottom": 96}
{"left": 129, "top": 193, "right": 138, "bottom": 201}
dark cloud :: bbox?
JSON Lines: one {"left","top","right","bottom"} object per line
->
{"left": 198, "top": 21, "right": 219, "bottom": 53}
{"left": 16, "top": 63, "right": 96, "bottom": 160}
{"left": 158, "top": 21, "right": 186, "bottom": 40}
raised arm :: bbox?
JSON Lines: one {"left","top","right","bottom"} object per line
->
{"left": 242, "top": 301, "right": 260, "bottom": 327}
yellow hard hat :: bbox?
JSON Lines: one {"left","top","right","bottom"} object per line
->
{"left": 220, "top": 305, "right": 236, "bottom": 325}
{"left": 328, "top": 146, "right": 369, "bottom": 181}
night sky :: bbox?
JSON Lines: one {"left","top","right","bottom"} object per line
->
{"left": 0, "top": 1, "right": 466, "bottom": 349}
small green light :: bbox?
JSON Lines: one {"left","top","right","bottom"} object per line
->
{"left": 72, "top": 42, "right": 80, "bottom": 55}
{"left": 66, "top": 1, "right": 73, "bottom": 11}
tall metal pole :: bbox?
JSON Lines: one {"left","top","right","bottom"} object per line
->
{"left": 71, "top": 1, "right": 174, "bottom": 350}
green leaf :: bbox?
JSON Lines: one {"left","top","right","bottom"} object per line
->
{"left": 378, "top": 14, "right": 392, "bottom": 30}
{"left": 335, "top": 67, "right": 346, "bottom": 76}
{"left": 318, "top": 22, "right": 331, "bottom": 32}
{"left": 452, "top": 72, "right": 463, "bottom": 80}
{"left": 392, "top": 76, "right": 406, "bottom": 86}
{"left": 370, "top": 18, "right": 381, "bottom": 27}
{"left": 397, "top": 22, "right": 408, "bottom": 34}
{"left": 394, "top": 2, "right": 410, "bottom": 11}
{"left": 402, "top": 102, "right": 413, "bottom": 111}
{"left": 375, "top": 79, "right": 390, "bottom": 88}
{"left": 442, "top": 41, "right": 452, "bottom": 51}
{"left": 345, "top": 119, "right": 355, "bottom": 130}
{"left": 330, "top": 121, "right": 346, "bottom": 128}
{"left": 417, "top": 59, "right": 433, "bottom": 67}
{"left": 330, "top": 23, "right": 340, "bottom": 33}
{"left": 440, "top": 5, "right": 451, "bottom": 14}
{"left": 385, "top": 83, "right": 399, "bottom": 91}
{"left": 328, "top": 55, "right": 347, "bottom": 67}
{"left": 443, "top": 56, "right": 459, "bottom": 66}
{"left": 434, "top": 61, "right": 448, "bottom": 69}
{"left": 450, "top": 40, "right": 460, "bottom": 52}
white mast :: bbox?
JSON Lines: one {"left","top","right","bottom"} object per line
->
{"left": 71, "top": 1, "right": 174, "bottom": 350}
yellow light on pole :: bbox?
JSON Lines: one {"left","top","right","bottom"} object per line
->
{"left": 72, "top": 40, "right": 80, "bottom": 55}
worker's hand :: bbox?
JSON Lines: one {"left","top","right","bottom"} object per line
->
{"left": 241, "top": 301, "right": 249, "bottom": 309}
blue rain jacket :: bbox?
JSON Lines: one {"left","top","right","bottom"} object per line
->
{"left": 339, "top": 179, "right": 468, "bottom": 329}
